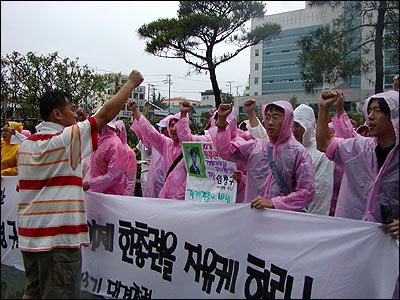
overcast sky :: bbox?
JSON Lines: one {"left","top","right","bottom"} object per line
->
{"left": 1, "top": 1, "right": 305, "bottom": 100}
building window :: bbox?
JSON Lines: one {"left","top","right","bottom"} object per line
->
{"left": 254, "top": 77, "right": 259, "bottom": 85}
{"left": 255, "top": 63, "right": 259, "bottom": 70}
{"left": 255, "top": 49, "right": 259, "bottom": 56}
{"left": 254, "top": 92, "right": 259, "bottom": 96}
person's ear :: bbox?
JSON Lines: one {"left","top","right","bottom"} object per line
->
{"left": 50, "top": 108, "right": 63, "bottom": 122}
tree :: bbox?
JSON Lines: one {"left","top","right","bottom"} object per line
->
{"left": 1, "top": 51, "right": 114, "bottom": 123}
{"left": 289, "top": 95, "right": 299, "bottom": 109}
{"left": 137, "top": 1, "right": 281, "bottom": 108}
{"left": 297, "top": 1, "right": 399, "bottom": 94}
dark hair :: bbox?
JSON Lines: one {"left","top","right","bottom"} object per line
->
{"left": 39, "top": 90, "right": 73, "bottom": 121}
{"left": 265, "top": 103, "right": 284, "bottom": 114}
{"left": 189, "top": 147, "right": 198, "bottom": 155}
{"left": 367, "top": 97, "right": 390, "bottom": 116}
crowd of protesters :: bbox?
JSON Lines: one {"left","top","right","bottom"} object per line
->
{"left": 1, "top": 72, "right": 398, "bottom": 299}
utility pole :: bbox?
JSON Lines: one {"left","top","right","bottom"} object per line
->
{"left": 226, "top": 81, "right": 234, "bottom": 96}
{"left": 234, "top": 85, "right": 242, "bottom": 97}
{"left": 163, "top": 74, "right": 172, "bottom": 113}
{"left": 147, "top": 84, "right": 151, "bottom": 102}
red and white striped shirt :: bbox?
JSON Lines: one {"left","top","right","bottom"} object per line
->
{"left": 17, "top": 117, "right": 98, "bottom": 251}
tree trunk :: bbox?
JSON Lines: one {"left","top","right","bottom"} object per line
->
{"left": 374, "top": 1, "right": 386, "bottom": 94}
{"left": 208, "top": 65, "right": 221, "bottom": 108}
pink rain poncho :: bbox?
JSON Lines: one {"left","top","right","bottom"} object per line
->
{"left": 115, "top": 120, "right": 137, "bottom": 196}
{"left": 142, "top": 115, "right": 171, "bottom": 198}
{"left": 329, "top": 110, "right": 361, "bottom": 216}
{"left": 143, "top": 147, "right": 164, "bottom": 198}
{"left": 293, "top": 104, "right": 334, "bottom": 215}
{"left": 88, "top": 124, "right": 128, "bottom": 195}
{"left": 326, "top": 90, "right": 399, "bottom": 222}
{"left": 130, "top": 114, "right": 186, "bottom": 200}
{"left": 211, "top": 101, "right": 315, "bottom": 210}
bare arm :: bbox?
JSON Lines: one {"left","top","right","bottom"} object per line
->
{"left": 244, "top": 99, "right": 259, "bottom": 128}
{"left": 180, "top": 100, "right": 193, "bottom": 119}
{"left": 316, "top": 91, "right": 338, "bottom": 152}
{"left": 332, "top": 90, "right": 345, "bottom": 117}
{"left": 127, "top": 100, "right": 141, "bottom": 121}
{"left": 93, "top": 69, "right": 143, "bottom": 130}
{"left": 216, "top": 104, "right": 233, "bottom": 131}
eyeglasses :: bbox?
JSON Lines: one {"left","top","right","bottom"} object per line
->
{"left": 264, "top": 115, "right": 282, "bottom": 122}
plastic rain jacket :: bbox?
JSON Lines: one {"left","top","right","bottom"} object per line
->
{"left": 143, "top": 146, "right": 164, "bottom": 198}
{"left": 329, "top": 110, "right": 360, "bottom": 216}
{"left": 89, "top": 124, "right": 128, "bottom": 195}
{"left": 130, "top": 114, "right": 186, "bottom": 200}
{"left": 293, "top": 104, "right": 334, "bottom": 215}
{"left": 326, "top": 90, "right": 399, "bottom": 222}
{"left": 1, "top": 121, "right": 23, "bottom": 176}
{"left": 115, "top": 120, "right": 137, "bottom": 196}
{"left": 212, "top": 101, "right": 315, "bottom": 210}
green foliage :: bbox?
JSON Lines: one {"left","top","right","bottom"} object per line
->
{"left": 137, "top": 1, "right": 281, "bottom": 108}
{"left": 1, "top": 51, "right": 113, "bottom": 123}
{"left": 297, "top": 1, "right": 399, "bottom": 94}
{"left": 123, "top": 118, "right": 139, "bottom": 149}
{"left": 289, "top": 95, "right": 299, "bottom": 109}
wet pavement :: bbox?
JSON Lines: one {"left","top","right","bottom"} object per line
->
{"left": 1, "top": 264, "right": 103, "bottom": 299}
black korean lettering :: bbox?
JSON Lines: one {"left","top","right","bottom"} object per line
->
{"left": 269, "top": 263, "right": 287, "bottom": 298}
{"left": 133, "top": 221, "right": 149, "bottom": 268}
{"left": 7, "top": 220, "right": 18, "bottom": 249}
{"left": 215, "top": 256, "right": 239, "bottom": 294}
{"left": 1, "top": 221, "right": 7, "bottom": 249}
{"left": 132, "top": 282, "right": 153, "bottom": 299}
{"left": 107, "top": 279, "right": 122, "bottom": 298}
{"left": 90, "top": 275, "right": 103, "bottom": 294}
{"left": 88, "top": 219, "right": 114, "bottom": 252}
{"left": 244, "top": 253, "right": 270, "bottom": 299}
{"left": 1, "top": 187, "right": 6, "bottom": 205}
{"left": 118, "top": 220, "right": 135, "bottom": 264}
{"left": 148, "top": 228, "right": 177, "bottom": 282}
{"left": 201, "top": 248, "right": 217, "bottom": 293}
{"left": 184, "top": 242, "right": 203, "bottom": 282}
{"left": 81, "top": 271, "right": 90, "bottom": 288}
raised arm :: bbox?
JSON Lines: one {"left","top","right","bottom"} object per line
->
{"left": 180, "top": 100, "right": 193, "bottom": 119}
{"left": 331, "top": 91, "right": 359, "bottom": 138}
{"left": 244, "top": 98, "right": 268, "bottom": 139}
{"left": 93, "top": 69, "right": 143, "bottom": 130}
{"left": 316, "top": 91, "right": 339, "bottom": 152}
{"left": 216, "top": 103, "right": 233, "bottom": 130}
{"left": 243, "top": 99, "right": 259, "bottom": 128}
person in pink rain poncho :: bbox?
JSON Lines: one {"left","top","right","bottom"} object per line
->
{"left": 211, "top": 101, "right": 315, "bottom": 210}
{"left": 115, "top": 120, "right": 137, "bottom": 196}
{"left": 142, "top": 117, "right": 170, "bottom": 198}
{"left": 128, "top": 100, "right": 186, "bottom": 200}
{"left": 316, "top": 90, "right": 399, "bottom": 234}
{"left": 83, "top": 117, "right": 129, "bottom": 195}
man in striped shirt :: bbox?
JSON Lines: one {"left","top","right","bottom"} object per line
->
{"left": 17, "top": 69, "right": 143, "bottom": 299}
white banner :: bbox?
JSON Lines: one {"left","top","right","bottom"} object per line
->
{"left": 183, "top": 142, "right": 237, "bottom": 203}
{"left": 1, "top": 176, "right": 399, "bottom": 299}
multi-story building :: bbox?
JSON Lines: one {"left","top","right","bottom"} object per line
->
{"left": 234, "top": 1, "right": 398, "bottom": 114}
{"left": 200, "top": 89, "right": 231, "bottom": 107}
